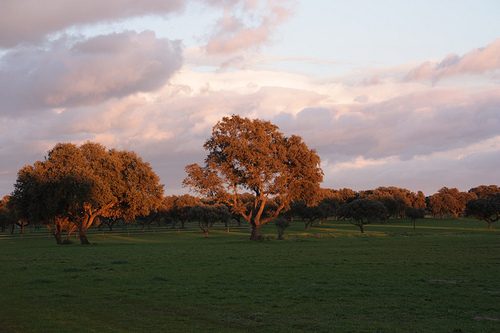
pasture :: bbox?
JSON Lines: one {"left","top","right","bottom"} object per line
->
{"left": 1, "top": 218, "right": 499, "bottom": 332}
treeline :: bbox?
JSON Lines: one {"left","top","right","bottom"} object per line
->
{"left": 2, "top": 184, "right": 499, "bottom": 242}
{"left": 1, "top": 115, "right": 499, "bottom": 244}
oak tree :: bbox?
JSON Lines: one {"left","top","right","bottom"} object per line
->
{"left": 466, "top": 196, "right": 499, "bottom": 229}
{"left": 183, "top": 115, "right": 323, "bottom": 240}
{"left": 11, "top": 142, "right": 164, "bottom": 244}
{"left": 405, "top": 207, "right": 426, "bottom": 229}
{"left": 337, "top": 199, "right": 388, "bottom": 233}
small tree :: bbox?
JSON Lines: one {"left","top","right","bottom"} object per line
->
{"left": 405, "top": 207, "right": 426, "bottom": 229}
{"left": 275, "top": 217, "right": 290, "bottom": 240}
{"left": 466, "top": 197, "right": 499, "bottom": 229}
{"left": 189, "top": 204, "right": 231, "bottom": 237}
{"left": 338, "top": 199, "right": 388, "bottom": 233}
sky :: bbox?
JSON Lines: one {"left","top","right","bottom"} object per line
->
{"left": 1, "top": 0, "right": 499, "bottom": 197}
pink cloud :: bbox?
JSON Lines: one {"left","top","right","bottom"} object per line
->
{"left": 205, "top": 0, "right": 294, "bottom": 54}
{"left": 0, "top": 31, "right": 182, "bottom": 115}
{"left": 405, "top": 39, "right": 500, "bottom": 83}
{"left": 0, "top": 0, "right": 186, "bottom": 48}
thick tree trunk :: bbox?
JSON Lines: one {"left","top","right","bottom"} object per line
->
{"left": 359, "top": 224, "right": 364, "bottom": 233}
{"left": 79, "top": 231, "right": 91, "bottom": 245}
{"left": 250, "top": 224, "right": 261, "bottom": 241}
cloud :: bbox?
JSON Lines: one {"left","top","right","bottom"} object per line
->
{"left": 0, "top": 1, "right": 498, "bottom": 199}
{"left": 0, "top": 0, "right": 186, "bottom": 48}
{"left": 204, "top": 0, "right": 294, "bottom": 54}
{"left": 404, "top": 38, "right": 500, "bottom": 83}
{"left": 273, "top": 87, "right": 500, "bottom": 165}
{"left": 0, "top": 30, "right": 182, "bottom": 116}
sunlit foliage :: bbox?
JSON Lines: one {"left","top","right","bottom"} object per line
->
{"left": 184, "top": 115, "right": 323, "bottom": 240}
{"left": 11, "top": 142, "right": 163, "bottom": 244}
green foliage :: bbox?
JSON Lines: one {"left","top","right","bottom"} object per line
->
{"left": 337, "top": 198, "right": 388, "bottom": 233}
{"left": 466, "top": 196, "right": 500, "bottom": 229}
{"left": 274, "top": 217, "right": 290, "bottom": 239}
{"left": 405, "top": 206, "right": 426, "bottom": 229}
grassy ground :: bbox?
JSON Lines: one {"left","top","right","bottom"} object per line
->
{"left": 1, "top": 217, "right": 499, "bottom": 332}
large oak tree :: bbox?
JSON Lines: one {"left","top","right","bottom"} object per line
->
{"left": 183, "top": 115, "right": 323, "bottom": 240}
{"left": 11, "top": 142, "right": 164, "bottom": 244}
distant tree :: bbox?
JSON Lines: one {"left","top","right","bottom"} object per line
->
{"left": 97, "top": 216, "right": 123, "bottom": 232}
{"left": 183, "top": 115, "right": 323, "bottom": 240}
{"left": 189, "top": 204, "right": 231, "bottom": 237}
{"left": 275, "top": 217, "right": 290, "bottom": 240}
{"left": 167, "top": 194, "right": 203, "bottom": 229}
{"left": 0, "top": 196, "right": 16, "bottom": 232}
{"left": 466, "top": 196, "right": 500, "bottom": 229}
{"left": 405, "top": 207, "right": 426, "bottom": 229}
{"left": 337, "top": 199, "right": 388, "bottom": 233}
{"left": 335, "top": 188, "right": 358, "bottom": 203}
{"left": 379, "top": 197, "right": 400, "bottom": 219}
{"left": 427, "top": 187, "right": 476, "bottom": 218}
{"left": 290, "top": 197, "right": 339, "bottom": 229}
{"left": 10, "top": 142, "right": 164, "bottom": 245}
{"left": 468, "top": 185, "right": 500, "bottom": 199}
{"left": 360, "top": 187, "right": 424, "bottom": 218}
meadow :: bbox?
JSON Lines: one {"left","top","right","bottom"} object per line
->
{"left": 1, "top": 218, "right": 499, "bottom": 332}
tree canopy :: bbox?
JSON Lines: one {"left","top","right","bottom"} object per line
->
{"left": 466, "top": 196, "right": 500, "bottom": 229}
{"left": 337, "top": 198, "right": 388, "bottom": 233}
{"left": 183, "top": 115, "right": 323, "bottom": 240}
{"left": 10, "top": 142, "right": 164, "bottom": 244}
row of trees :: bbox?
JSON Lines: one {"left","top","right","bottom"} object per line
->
{"left": 3, "top": 184, "right": 498, "bottom": 241}
{"left": 2, "top": 115, "right": 499, "bottom": 244}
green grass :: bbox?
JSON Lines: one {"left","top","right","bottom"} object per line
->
{"left": 1, "top": 218, "right": 499, "bottom": 332}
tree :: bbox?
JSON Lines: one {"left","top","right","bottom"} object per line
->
{"left": 0, "top": 196, "right": 16, "bottom": 232}
{"left": 11, "top": 142, "right": 164, "bottom": 244}
{"left": 337, "top": 199, "right": 388, "bottom": 233}
{"left": 189, "top": 204, "right": 231, "bottom": 237}
{"left": 466, "top": 196, "right": 499, "bottom": 229}
{"left": 468, "top": 185, "right": 500, "bottom": 199}
{"left": 275, "top": 217, "right": 290, "bottom": 240}
{"left": 290, "top": 197, "right": 339, "bottom": 229}
{"left": 427, "top": 187, "right": 475, "bottom": 218}
{"left": 405, "top": 207, "right": 426, "bottom": 229}
{"left": 183, "top": 115, "right": 323, "bottom": 240}
{"left": 167, "top": 194, "right": 203, "bottom": 229}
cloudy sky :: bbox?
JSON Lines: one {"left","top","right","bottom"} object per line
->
{"left": 1, "top": 0, "right": 499, "bottom": 197}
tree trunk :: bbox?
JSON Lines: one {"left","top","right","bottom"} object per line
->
{"left": 487, "top": 220, "right": 493, "bottom": 229}
{"left": 79, "top": 231, "right": 91, "bottom": 245}
{"left": 54, "top": 233, "right": 62, "bottom": 245}
{"left": 359, "top": 224, "right": 364, "bottom": 233}
{"left": 250, "top": 224, "right": 261, "bottom": 241}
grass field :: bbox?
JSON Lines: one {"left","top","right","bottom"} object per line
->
{"left": 1, "top": 218, "right": 499, "bottom": 332}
